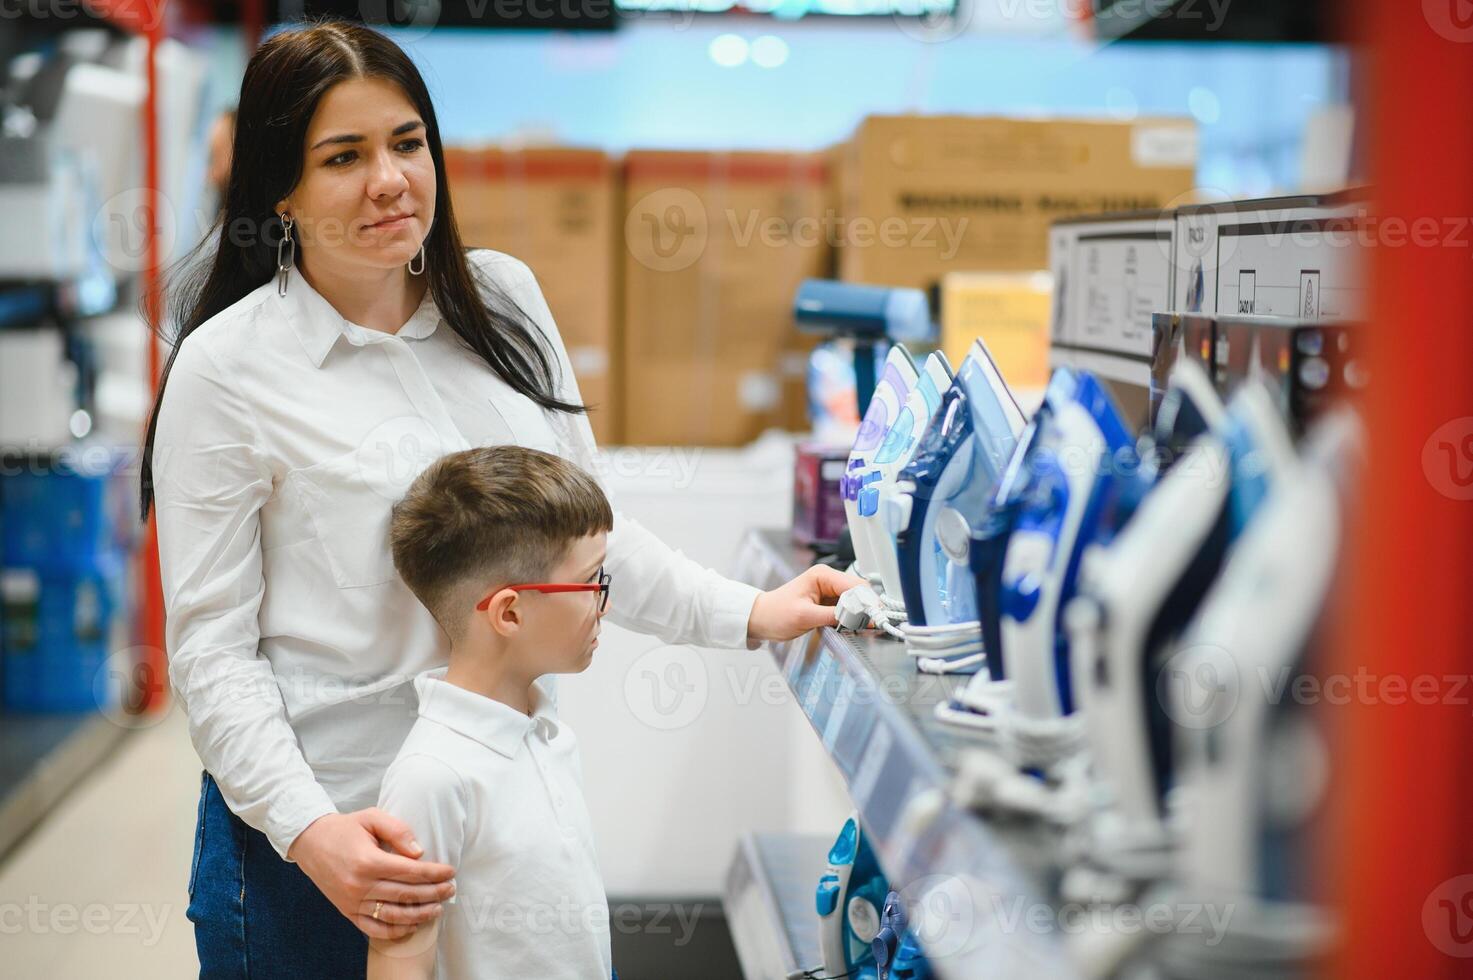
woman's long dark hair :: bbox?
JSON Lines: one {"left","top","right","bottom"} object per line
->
{"left": 140, "top": 19, "right": 584, "bottom": 519}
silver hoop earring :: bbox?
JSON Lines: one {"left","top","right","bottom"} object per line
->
{"left": 408, "top": 245, "right": 425, "bottom": 276}
{"left": 277, "top": 212, "right": 296, "bottom": 297}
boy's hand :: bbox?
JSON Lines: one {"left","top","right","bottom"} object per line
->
{"left": 746, "top": 565, "right": 866, "bottom": 642}
{"left": 288, "top": 808, "right": 456, "bottom": 940}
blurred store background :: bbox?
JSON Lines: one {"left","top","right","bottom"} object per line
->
{"left": 0, "top": 1, "right": 1469, "bottom": 978}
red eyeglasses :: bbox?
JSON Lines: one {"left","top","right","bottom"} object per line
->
{"left": 476, "top": 568, "right": 611, "bottom": 613}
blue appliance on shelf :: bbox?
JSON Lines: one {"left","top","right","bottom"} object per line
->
{"left": 857, "top": 350, "right": 954, "bottom": 606}
{"left": 872, "top": 891, "right": 933, "bottom": 980}
{"left": 816, "top": 813, "right": 887, "bottom": 980}
{"left": 842, "top": 347, "right": 919, "bottom": 587}
{"left": 1068, "top": 374, "right": 1298, "bottom": 872}
{"left": 892, "top": 338, "right": 1026, "bottom": 629}
{"left": 1162, "top": 411, "right": 1357, "bottom": 973}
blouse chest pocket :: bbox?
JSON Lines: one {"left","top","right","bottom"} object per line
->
{"left": 289, "top": 449, "right": 413, "bottom": 590}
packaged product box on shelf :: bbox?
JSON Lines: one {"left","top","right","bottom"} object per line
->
{"left": 1171, "top": 190, "right": 1368, "bottom": 320}
{"left": 444, "top": 146, "right": 622, "bottom": 444}
{"left": 938, "top": 272, "right": 1052, "bottom": 395}
{"left": 837, "top": 115, "right": 1198, "bottom": 291}
{"left": 1047, "top": 208, "right": 1179, "bottom": 425}
{"left": 621, "top": 150, "right": 831, "bottom": 446}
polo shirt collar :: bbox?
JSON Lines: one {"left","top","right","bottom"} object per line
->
{"left": 275, "top": 265, "right": 442, "bottom": 368}
{"left": 412, "top": 667, "right": 560, "bottom": 759}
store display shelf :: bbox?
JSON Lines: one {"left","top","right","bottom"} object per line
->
{"left": 733, "top": 528, "right": 1079, "bottom": 979}
{"left": 725, "top": 832, "right": 828, "bottom": 980}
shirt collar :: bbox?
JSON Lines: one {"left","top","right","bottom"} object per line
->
{"left": 412, "top": 667, "right": 561, "bottom": 759}
{"left": 275, "top": 268, "right": 442, "bottom": 368}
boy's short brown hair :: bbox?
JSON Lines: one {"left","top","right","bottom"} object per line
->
{"left": 390, "top": 446, "right": 613, "bottom": 639}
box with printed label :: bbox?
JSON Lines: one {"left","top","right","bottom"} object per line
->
{"left": 837, "top": 115, "right": 1197, "bottom": 291}
{"left": 1171, "top": 191, "right": 1368, "bottom": 321}
{"left": 445, "top": 146, "right": 622, "bottom": 444}
{"left": 621, "top": 150, "right": 832, "bottom": 446}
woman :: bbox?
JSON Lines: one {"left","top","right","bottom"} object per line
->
{"left": 144, "top": 20, "right": 858, "bottom": 978}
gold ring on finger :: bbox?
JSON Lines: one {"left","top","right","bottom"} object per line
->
{"left": 373, "top": 900, "right": 384, "bottom": 921}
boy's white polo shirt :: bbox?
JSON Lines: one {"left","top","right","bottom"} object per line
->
{"left": 378, "top": 667, "right": 610, "bottom": 980}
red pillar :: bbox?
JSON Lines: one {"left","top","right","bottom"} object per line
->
{"left": 1329, "top": 1, "right": 1473, "bottom": 975}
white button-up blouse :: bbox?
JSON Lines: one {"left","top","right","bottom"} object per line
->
{"left": 152, "top": 248, "right": 761, "bottom": 860}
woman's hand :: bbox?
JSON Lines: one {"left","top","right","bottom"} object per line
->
{"left": 288, "top": 809, "right": 456, "bottom": 941}
{"left": 747, "top": 564, "right": 866, "bottom": 643}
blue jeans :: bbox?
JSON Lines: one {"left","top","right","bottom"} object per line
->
{"left": 187, "top": 771, "right": 367, "bottom": 978}
{"left": 187, "top": 771, "right": 620, "bottom": 979}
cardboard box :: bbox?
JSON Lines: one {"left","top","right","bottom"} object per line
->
{"left": 1172, "top": 191, "right": 1367, "bottom": 320}
{"left": 445, "top": 146, "right": 622, "bottom": 444}
{"left": 837, "top": 115, "right": 1198, "bottom": 291}
{"left": 939, "top": 272, "right": 1052, "bottom": 393}
{"left": 621, "top": 150, "right": 831, "bottom": 446}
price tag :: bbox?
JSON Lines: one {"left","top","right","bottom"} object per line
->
{"left": 802, "top": 651, "right": 834, "bottom": 719}
{"left": 823, "top": 674, "right": 857, "bottom": 751}
{"left": 851, "top": 724, "right": 893, "bottom": 808}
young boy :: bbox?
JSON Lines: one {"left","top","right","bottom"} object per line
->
{"left": 368, "top": 445, "right": 615, "bottom": 980}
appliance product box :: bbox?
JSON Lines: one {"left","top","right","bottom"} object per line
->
{"left": 1150, "top": 313, "right": 1362, "bottom": 435}
{"left": 939, "top": 271, "right": 1052, "bottom": 395}
{"left": 1214, "top": 315, "right": 1362, "bottom": 434}
{"left": 445, "top": 146, "right": 621, "bottom": 444}
{"left": 837, "top": 115, "right": 1197, "bottom": 292}
{"left": 1149, "top": 312, "right": 1218, "bottom": 427}
{"left": 792, "top": 442, "right": 850, "bottom": 549}
{"left": 1171, "top": 190, "right": 1368, "bottom": 321}
{"left": 621, "top": 150, "right": 832, "bottom": 447}
{"left": 1048, "top": 208, "right": 1178, "bottom": 427}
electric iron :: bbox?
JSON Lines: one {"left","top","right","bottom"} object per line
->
{"left": 842, "top": 346, "right": 918, "bottom": 586}
{"left": 934, "top": 367, "right": 1078, "bottom": 733}
{"left": 816, "top": 812, "right": 888, "bottom": 980}
{"left": 872, "top": 891, "right": 934, "bottom": 980}
{"left": 1067, "top": 372, "right": 1297, "bottom": 884}
{"left": 1159, "top": 410, "right": 1359, "bottom": 977}
{"left": 854, "top": 350, "right": 954, "bottom": 608}
{"left": 890, "top": 340, "right": 1026, "bottom": 674}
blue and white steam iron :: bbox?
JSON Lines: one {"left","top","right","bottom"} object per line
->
{"left": 855, "top": 350, "right": 954, "bottom": 609}
{"left": 1161, "top": 409, "right": 1359, "bottom": 975}
{"left": 890, "top": 339, "right": 1026, "bottom": 673}
{"left": 842, "top": 347, "right": 918, "bottom": 586}
{"left": 1069, "top": 377, "right": 1298, "bottom": 871}
{"left": 816, "top": 813, "right": 887, "bottom": 980}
